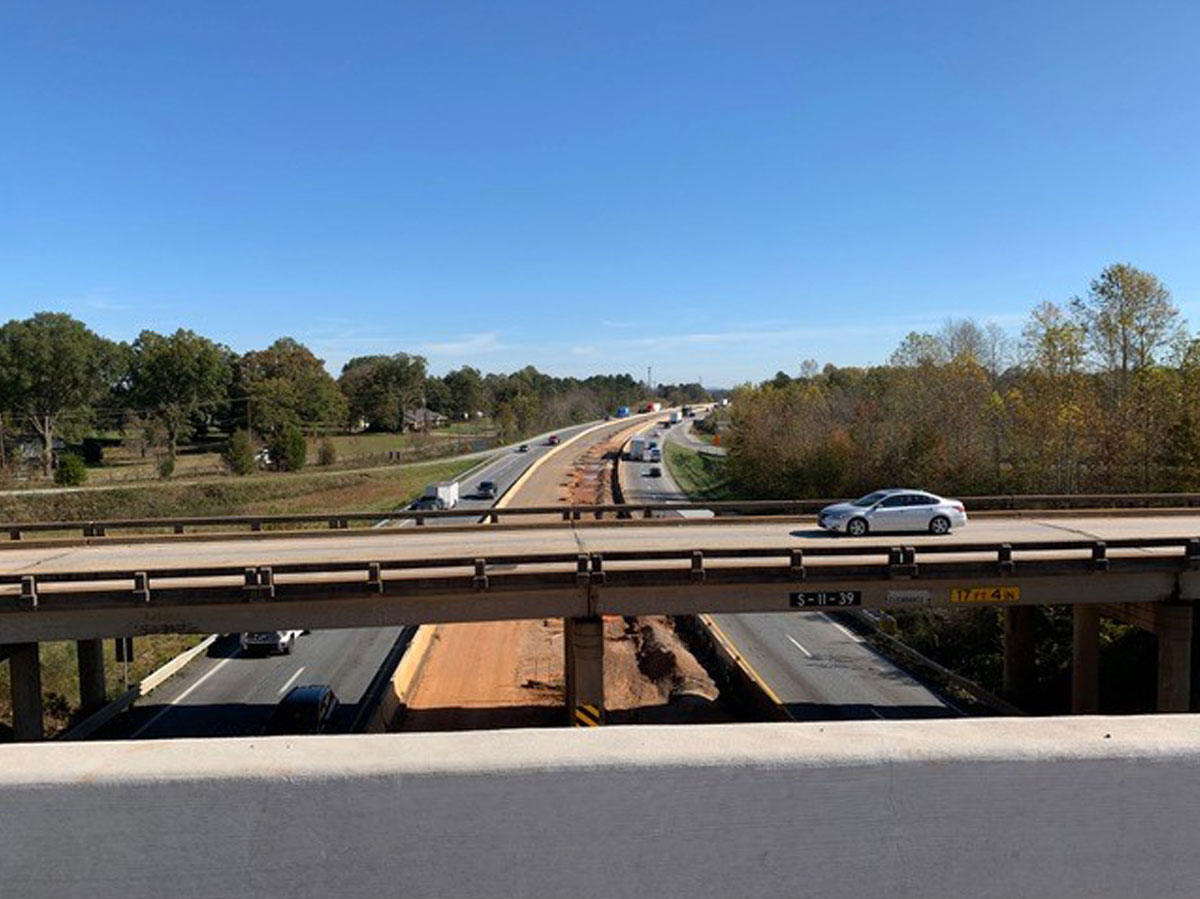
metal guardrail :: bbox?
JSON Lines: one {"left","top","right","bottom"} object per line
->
{"left": 3, "top": 535, "right": 1198, "bottom": 608}
{"left": 7, "top": 492, "right": 1200, "bottom": 540}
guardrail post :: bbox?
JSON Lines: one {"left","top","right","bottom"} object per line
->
{"left": 998, "top": 545, "right": 1014, "bottom": 575}
{"left": 1091, "top": 542, "right": 1109, "bottom": 572}
{"left": 576, "top": 555, "right": 590, "bottom": 587}
{"left": 19, "top": 576, "right": 36, "bottom": 610}
{"left": 133, "top": 572, "right": 150, "bottom": 604}
{"left": 789, "top": 549, "right": 806, "bottom": 580}
{"left": 173, "top": 524, "right": 185, "bottom": 535}
{"left": 368, "top": 563, "right": 383, "bottom": 593}
{"left": 250, "top": 520, "right": 263, "bottom": 533}
{"left": 9, "top": 642, "right": 43, "bottom": 741}
{"left": 473, "top": 559, "right": 488, "bottom": 592}
{"left": 9, "top": 528, "right": 20, "bottom": 541}
{"left": 691, "top": 551, "right": 705, "bottom": 583}
{"left": 590, "top": 554, "right": 605, "bottom": 586}
{"left": 1072, "top": 605, "right": 1100, "bottom": 713}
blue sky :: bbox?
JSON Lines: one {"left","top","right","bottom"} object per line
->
{"left": 3, "top": 2, "right": 1199, "bottom": 386}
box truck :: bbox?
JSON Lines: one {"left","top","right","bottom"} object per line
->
{"left": 628, "top": 436, "right": 648, "bottom": 461}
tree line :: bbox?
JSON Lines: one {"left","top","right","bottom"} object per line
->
{"left": 0, "top": 314, "right": 709, "bottom": 478}
{"left": 725, "top": 263, "right": 1199, "bottom": 498}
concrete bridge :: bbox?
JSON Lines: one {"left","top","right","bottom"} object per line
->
{"left": 3, "top": 513, "right": 1199, "bottom": 738}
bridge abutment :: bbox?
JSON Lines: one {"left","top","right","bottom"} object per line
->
{"left": 1071, "top": 604, "right": 1100, "bottom": 713}
{"left": 1156, "top": 602, "right": 1192, "bottom": 712}
{"left": 76, "top": 638, "right": 107, "bottom": 715}
{"left": 9, "top": 642, "right": 43, "bottom": 741}
{"left": 1002, "top": 606, "right": 1036, "bottom": 705}
{"left": 564, "top": 616, "right": 604, "bottom": 725}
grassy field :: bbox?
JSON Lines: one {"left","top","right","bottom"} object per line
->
{"left": 0, "top": 454, "right": 484, "bottom": 739}
{"left": 664, "top": 442, "right": 736, "bottom": 500}
{"left": 0, "top": 456, "right": 483, "bottom": 522}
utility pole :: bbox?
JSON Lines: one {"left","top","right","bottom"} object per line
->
{"left": 647, "top": 366, "right": 652, "bottom": 393}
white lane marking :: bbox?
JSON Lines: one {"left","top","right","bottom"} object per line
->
{"left": 785, "top": 634, "right": 813, "bottom": 658}
{"left": 277, "top": 666, "right": 306, "bottom": 695}
{"left": 130, "top": 655, "right": 236, "bottom": 737}
{"left": 820, "top": 614, "right": 864, "bottom": 643}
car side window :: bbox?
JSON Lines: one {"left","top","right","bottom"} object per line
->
{"left": 879, "top": 495, "right": 906, "bottom": 508}
{"left": 906, "top": 494, "right": 932, "bottom": 506}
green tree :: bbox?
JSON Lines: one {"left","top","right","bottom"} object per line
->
{"left": 127, "top": 329, "right": 232, "bottom": 466}
{"left": 1071, "top": 263, "right": 1181, "bottom": 386}
{"left": 223, "top": 428, "right": 256, "bottom": 476}
{"left": 237, "top": 338, "right": 348, "bottom": 436}
{"left": 268, "top": 423, "right": 307, "bottom": 471}
{"left": 443, "top": 366, "right": 487, "bottom": 418}
{"left": 338, "top": 353, "right": 427, "bottom": 430}
{"left": 0, "top": 312, "right": 119, "bottom": 476}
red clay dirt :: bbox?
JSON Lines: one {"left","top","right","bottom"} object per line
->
{"left": 399, "top": 421, "right": 736, "bottom": 731}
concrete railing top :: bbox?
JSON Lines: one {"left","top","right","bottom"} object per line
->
{"left": 3, "top": 718, "right": 1199, "bottom": 899}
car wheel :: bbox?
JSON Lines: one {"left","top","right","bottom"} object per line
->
{"left": 846, "top": 517, "right": 869, "bottom": 537}
{"left": 929, "top": 515, "right": 951, "bottom": 535}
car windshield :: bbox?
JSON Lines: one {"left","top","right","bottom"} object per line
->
{"left": 850, "top": 491, "right": 890, "bottom": 507}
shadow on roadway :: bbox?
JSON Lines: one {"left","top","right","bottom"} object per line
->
{"left": 204, "top": 634, "right": 244, "bottom": 658}
{"left": 400, "top": 704, "right": 565, "bottom": 732}
{"left": 785, "top": 702, "right": 959, "bottom": 721}
{"left": 109, "top": 701, "right": 362, "bottom": 740}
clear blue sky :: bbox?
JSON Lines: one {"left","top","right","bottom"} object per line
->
{"left": 4, "top": 2, "right": 1199, "bottom": 386}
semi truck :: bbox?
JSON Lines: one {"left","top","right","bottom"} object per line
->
{"left": 628, "top": 436, "right": 647, "bottom": 461}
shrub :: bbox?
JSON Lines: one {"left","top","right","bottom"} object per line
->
{"left": 269, "top": 424, "right": 307, "bottom": 472}
{"left": 223, "top": 429, "right": 256, "bottom": 476}
{"left": 157, "top": 454, "right": 175, "bottom": 479}
{"left": 317, "top": 438, "right": 337, "bottom": 467}
{"left": 54, "top": 453, "right": 88, "bottom": 486}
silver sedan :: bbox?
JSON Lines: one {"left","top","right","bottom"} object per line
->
{"left": 817, "top": 489, "right": 967, "bottom": 536}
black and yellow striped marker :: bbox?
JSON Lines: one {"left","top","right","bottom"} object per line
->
{"left": 574, "top": 703, "right": 602, "bottom": 727}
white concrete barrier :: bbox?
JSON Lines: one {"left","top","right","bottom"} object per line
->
{"left": 2, "top": 717, "right": 1199, "bottom": 899}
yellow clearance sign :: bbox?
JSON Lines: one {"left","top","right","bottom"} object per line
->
{"left": 950, "top": 586, "right": 1021, "bottom": 604}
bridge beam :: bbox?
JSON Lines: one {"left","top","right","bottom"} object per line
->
{"left": 9, "top": 642, "right": 43, "bottom": 741}
{"left": 564, "top": 616, "right": 604, "bottom": 726}
{"left": 76, "top": 638, "right": 107, "bottom": 715}
{"left": 1072, "top": 605, "right": 1100, "bottom": 713}
{"left": 1003, "top": 606, "right": 1036, "bottom": 706}
{"left": 1156, "top": 602, "right": 1192, "bottom": 712}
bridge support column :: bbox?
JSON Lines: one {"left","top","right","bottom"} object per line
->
{"left": 9, "top": 642, "right": 43, "bottom": 741}
{"left": 1072, "top": 605, "right": 1100, "bottom": 714}
{"left": 76, "top": 638, "right": 107, "bottom": 714}
{"left": 1156, "top": 602, "right": 1192, "bottom": 713}
{"left": 565, "top": 616, "right": 604, "bottom": 726}
{"left": 1002, "top": 607, "right": 1035, "bottom": 706}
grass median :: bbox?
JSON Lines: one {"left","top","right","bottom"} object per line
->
{"left": 664, "top": 442, "right": 735, "bottom": 500}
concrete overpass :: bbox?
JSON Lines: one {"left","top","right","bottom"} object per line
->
{"left": 1, "top": 716, "right": 1198, "bottom": 898}
{"left": 3, "top": 512, "right": 1199, "bottom": 738}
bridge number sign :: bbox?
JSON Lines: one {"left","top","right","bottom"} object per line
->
{"left": 950, "top": 586, "right": 1021, "bottom": 604}
{"left": 790, "top": 590, "right": 862, "bottom": 608}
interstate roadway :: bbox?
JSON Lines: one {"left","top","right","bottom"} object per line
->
{"left": 84, "top": 418, "right": 609, "bottom": 739}
{"left": 624, "top": 416, "right": 954, "bottom": 720}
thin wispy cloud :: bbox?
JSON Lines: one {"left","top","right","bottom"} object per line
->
{"left": 419, "top": 332, "right": 505, "bottom": 356}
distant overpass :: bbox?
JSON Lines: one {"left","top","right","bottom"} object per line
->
{"left": 2, "top": 512, "right": 1198, "bottom": 738}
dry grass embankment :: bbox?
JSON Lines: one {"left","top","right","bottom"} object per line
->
{"left": 0, "top": 455, "right": 481, "bottom": 740}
